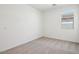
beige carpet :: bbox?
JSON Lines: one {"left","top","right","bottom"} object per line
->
{"left": 1, "top": 37, "right": 79, "bottom": 54}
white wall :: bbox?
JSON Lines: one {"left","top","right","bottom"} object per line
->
{"left": 77, "top": 7, "right": 79, "bottom": 42}
{"left": 0, "top": 5, "right": 42, "bottom": 52}
{"left": 43, "top": 5, "right": 79, "bottom": 43}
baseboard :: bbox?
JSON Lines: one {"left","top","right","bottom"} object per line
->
{"left": 1, "top": 36, "right": 78, "bottom": 53}
{"left": 0, "top": 36, "right": 43, "bottom": 53}
{"left": 43, "top": 36, "right": 79, "bottom": 44}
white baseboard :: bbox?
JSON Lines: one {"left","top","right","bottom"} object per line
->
{"left": 0, "top": 35, "right": 43, "bottom": 53}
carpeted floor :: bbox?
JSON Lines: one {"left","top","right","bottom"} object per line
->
{"left": 1, "top": 37, "right": 79, "bottom": 54}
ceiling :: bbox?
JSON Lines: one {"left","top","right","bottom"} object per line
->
{"left": 29, "top": 4, "right": 53, "bottom": 11}
{"left": 29, "top": 4, "right": 78, "bottom": 11}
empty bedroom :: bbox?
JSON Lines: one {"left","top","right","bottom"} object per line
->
{"left": 0, "top": 4, "right": 79, "bottom": 54}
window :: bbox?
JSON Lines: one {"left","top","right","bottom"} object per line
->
{"left": 61, "top": 9, "right": 74, "bottom": 29}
